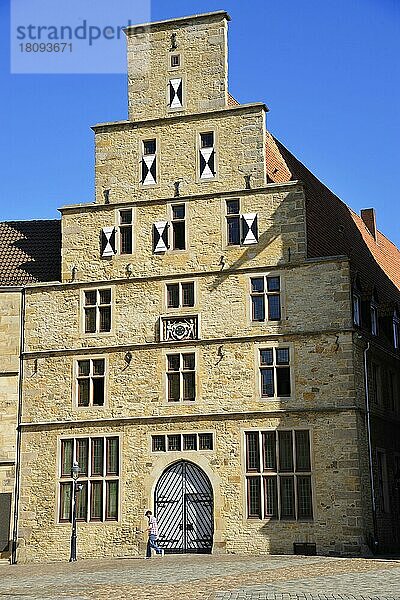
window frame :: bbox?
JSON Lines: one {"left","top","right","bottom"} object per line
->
{"left": 168, "top": 202, "right": 188, "bottom": 251}
{"left": 393, "top": 310, "right": 400, "bottom": 350}
{"left": 74, "top": 356, "right": 107, "bottom": 409}
{"left": 169, "top": 53, "right": 181, "bottom": 70}
{"left": 166, "top": 75, "right": 185, "bottom": 112}
{"left": 225, "top": 198, "right": 241, "bottom": 246}
{"left": 223, "top": 198, "right": 259, "bottom": 248}
{"left": 243, "top": 428, "right": 314, "bottom": 522}
{"left": 249, "top": 273, "right": 283, "bottom": 323}
{"left": 150, "top": 431, "right": 214, "bottom": 453}
{"left": 376, "top": 448, "right": 390, "bottom": 514}
{"left": 370, "top": 361, "right": 382, "bottom": 406}
{"left": 370, "top": 296, "right": 379, "bottom": 336}
{"left": 116, "top": 207, "right": 135, "bottom": 255}
{"left": 140, "top": 137, "right": 158, "bottom": 188}
{"left": 352, "top": 291, "right": 361, "bottom": 327}
{"left": 164, "top": 349, "right": 197, "bottom": 403}
{"left": 81, "top": 287, "right": 113, "bottom": 336}
{"left": 197, "top": 129, "right": 218, "bottom": 183}
{"left": 57, "top": 435, "right": 120, "bottom": 524}
{"left": 256, "top": 344, "right": 293, "bottom": 400}
{"left": 164, "top": 280, "right": 196, "bottom": 311}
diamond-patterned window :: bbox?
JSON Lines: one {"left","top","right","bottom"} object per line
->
{"left": 199, "top": 132, "right": 216, "bottom": 179}
{"left": 168, "top": 78, "right": 183, "bottom": 108}
{"left": 141, "top": 139, "right": 157, "bottom": 186}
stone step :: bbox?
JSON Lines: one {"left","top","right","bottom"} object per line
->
{"left": 0, "top": 559, "right": 10, "bottom": 566}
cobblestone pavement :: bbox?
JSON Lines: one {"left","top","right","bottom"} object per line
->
{"left": 1, "top": 554, "right": 400, "bottom": 600}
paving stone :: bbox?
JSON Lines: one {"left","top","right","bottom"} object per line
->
{"left": 1, "top": 555, "right": 400, "bottom": 600}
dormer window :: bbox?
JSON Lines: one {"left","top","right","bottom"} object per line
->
{"left": 353, "top": 294, "right": 361, "bottom": 327}
{"left": 352, "top": 276, "right": 362, "bottom": 327}
{"left": 370, "top": 292, "right": 378, "bottom": 336}
{"left": 393, "top": 309, "right": 400, "bottom": 349}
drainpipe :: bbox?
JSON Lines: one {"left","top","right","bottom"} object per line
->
{"left": 363, "top": 340, "right": 378, "bottom": 552}
{"left": 11, "top": 287, "right": 26, "bottom": 565}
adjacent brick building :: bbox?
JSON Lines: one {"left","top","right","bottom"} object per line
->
{"left": 1, "top": 11, "right": 399, "bottom": 562}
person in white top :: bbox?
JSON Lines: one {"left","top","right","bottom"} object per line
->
{"left": 145, "top": 510, "right": 164, "bottom": 558}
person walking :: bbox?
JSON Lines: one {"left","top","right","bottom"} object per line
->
{"left": 145, "top": 510, "right": 164, "bottom": 558}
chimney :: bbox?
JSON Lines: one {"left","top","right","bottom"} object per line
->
{"left": 361, "top": 208, "right": 377, "bottom": 241}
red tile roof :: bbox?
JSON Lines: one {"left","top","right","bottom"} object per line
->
{"left": 228, "top": 93, "right": 240, "bottom": 107}
{"left": 0, "top": 220, "right": 61, "bottom": 286}
{"left": 267, "top": 134, "right": 400, "bottom": 301}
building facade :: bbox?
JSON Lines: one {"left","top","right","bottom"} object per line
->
{"left": 1, "top": 11, "right": 399, "bottom": 562}
{"left": 0, "top": 220, "right": 60, "bottom": 559}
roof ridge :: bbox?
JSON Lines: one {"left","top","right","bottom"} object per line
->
{"left": 1, "top": 218, "right": 60, "bottom": 225}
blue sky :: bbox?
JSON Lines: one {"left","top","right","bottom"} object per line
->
{"left": 1, "top": 0, "right": 399, "bottom": 247}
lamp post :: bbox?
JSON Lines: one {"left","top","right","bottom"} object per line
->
{"left": 69, "top": 461, "right": 81, "bottom": 562}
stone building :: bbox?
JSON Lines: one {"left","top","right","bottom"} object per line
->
{"left": 0, "top": 220, "right": 60, "bottom": 558}
{"left": 1, "top": 11, "right": 399, "bottom": 562}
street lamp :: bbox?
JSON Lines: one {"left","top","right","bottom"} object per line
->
{"left": 69, "top": 461, "right": 81, "bottom": 562}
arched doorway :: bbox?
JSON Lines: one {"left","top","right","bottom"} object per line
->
{"left": 154, "top": 460, "right": 214, "bottom": 554}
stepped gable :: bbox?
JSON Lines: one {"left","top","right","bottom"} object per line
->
{"left": 0, "top": 219, "right": 61, "bottom": 286}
